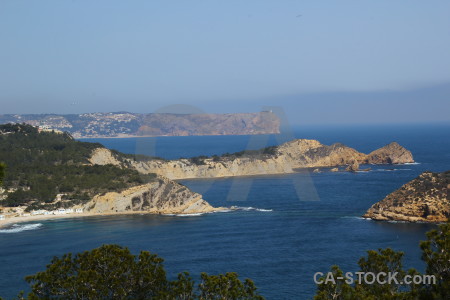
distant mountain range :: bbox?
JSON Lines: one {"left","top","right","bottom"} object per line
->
{"left": 0, "top": 111, "right": 280, "bottom": 138}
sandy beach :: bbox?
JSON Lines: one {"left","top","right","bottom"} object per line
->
{"left": 0, "top": 207, "right": 233, "bottom": 229}
{"left": 0, "top": 211, "right": 160, "bottom": 229}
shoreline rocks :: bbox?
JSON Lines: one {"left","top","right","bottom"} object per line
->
{"left": 345, "top": 160, "right": 360, "bottom": 172}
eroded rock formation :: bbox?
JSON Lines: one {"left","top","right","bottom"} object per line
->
{"left": 85, "top": 176, "right": 224, "bottom": 214}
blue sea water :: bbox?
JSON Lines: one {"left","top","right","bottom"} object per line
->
{"left": 1, "top": 123, "right": 449, "bottom": 299}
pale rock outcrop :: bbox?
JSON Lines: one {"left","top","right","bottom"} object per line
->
{"left": 129, "top": 154, "right": 293, "bottom": 180}
{"left": 85, "top": 176, "right": 224, "bottom": 215}
{"left": 363, "top": 171, "right": 450, "bottom": 223}
{"left": 366, "top": 142, "right": 414, "bottom": 164}
{"left": 89, "top": 148, "right": 122, "bottom": 166}
{"left": 345, "top": 160, "right": 360, "bottom": 172}
{"left": 90, "top": 139, "right": 414, "bottom": 180}
{"left": 285, "top": 142, "right": 367, "bottom": 168}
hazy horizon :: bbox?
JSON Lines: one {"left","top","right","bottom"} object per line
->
{"left": 1, "top": 0, "right": 449, "bottom": 125}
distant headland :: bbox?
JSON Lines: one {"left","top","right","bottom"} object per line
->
{"left": 0, "top": 111, "right": 280, "bottom": 138}
{"left": 91, "top": 138, "right": 415, "bottom": 180}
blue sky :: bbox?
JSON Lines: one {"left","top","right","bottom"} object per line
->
{"left": 1, "top": 0, "right": 449, "bottom": 124}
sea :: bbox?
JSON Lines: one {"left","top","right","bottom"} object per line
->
{"left": 1, "top": 123, "right": 449, "bottom": 299}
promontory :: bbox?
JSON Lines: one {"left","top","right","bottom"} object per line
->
{"left": 90, "top": 139, "right": 414, "bottom": 180}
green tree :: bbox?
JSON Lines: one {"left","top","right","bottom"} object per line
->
{"left": 313, "top": 249, "right": 419, "bottom": 300}
{"left": 314, "top": 220, "right": 450, "bottom": 300}
{"left": 24, "top": 244, "right": 264, "bottom": 300}
{"left": 313, "top": 265, "right": 355, "bottom": 300}
{"left": 420, "top": 221, "right": 450, "bottom": 299}
{"left": 198, "top": 272, "right": 264, "bottom": 300}
{"left": 26, "top": 245, "right": 170, "bottom": 299}
{"left": 168, "top": 272, "right": 196, "bottom": 300}
{"left": 354, "top": 248, "right": 418, "bottom": 299}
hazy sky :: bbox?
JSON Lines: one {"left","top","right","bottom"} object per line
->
{"left": 1, "top": 0, "right": 449, "bottom": 124}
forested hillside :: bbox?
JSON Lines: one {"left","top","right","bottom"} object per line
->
{"left": 0, "top": 124, "right": 155, "bottom": 211}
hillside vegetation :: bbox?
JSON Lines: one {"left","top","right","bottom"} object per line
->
{"left": 0, "top": 124, "right": 155, "bottom": 211}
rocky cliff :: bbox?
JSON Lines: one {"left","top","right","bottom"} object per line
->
{"left": 363, "top": 171, "right": 450, "bottom": 223}
{"left": 89, "top": 139, "right": 414, "bottom": 180}
{"left": 84, "top": 176, "right": 223, "bottom": 215}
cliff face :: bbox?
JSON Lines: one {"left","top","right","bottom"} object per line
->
{"left": 129, "top": 155, "right": 292, "bottom": 180}
{"left": 89, "top": 139, "right": 414, "bottom": 180}
{"left": 363, "top": 171, "right": 450, "bottom": 223}
{"left": 85, "top": 176, "right": 222, "bottom": 214}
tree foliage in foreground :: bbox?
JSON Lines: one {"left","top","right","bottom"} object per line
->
{"left": 314, "top": 220, "right": 450, "bottom": 300}
{"left": 23, "top": 244, "right": 264, "bottom": 300}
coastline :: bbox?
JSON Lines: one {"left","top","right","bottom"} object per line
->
{"left": 0, "top": 208, "right": 231, "bottom": 229}
{"left": 75, "top": 132, "right": 279, "bottom": 139}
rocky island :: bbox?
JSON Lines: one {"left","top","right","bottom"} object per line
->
{"left": 89, "top": 139, "right": 414, "bottom": 180}
{"left": 363, "top": 171, "right": 450, "bottom": 223}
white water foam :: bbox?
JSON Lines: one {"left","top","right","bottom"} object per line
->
{"left": 376, "top": 168, "right": 412, "bottom": 172}
{"left": 215, "top": 209, "right": 233, "bottom": 213}
{"left": 341, "top": 216, "right": 372, "bottom": 221}
{"left": 0, "top": 223, "right": 42, "bottom": 234}
{"left": 233, "top": 206, "right": 273, "bottom": 212}
{"left": 163, "top": 213, "right": 204, "bottom": 217}
{"left": 403, "top": 162, "right": 421, "bottom": 165}
{"left": 177, "top": 213, "right": 204, "bottom": 217}
{"left": 163, "top": 207, "right": 273, "bottom": 217}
